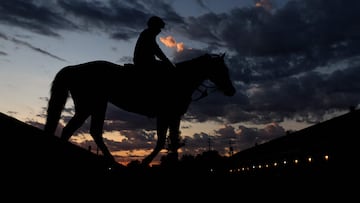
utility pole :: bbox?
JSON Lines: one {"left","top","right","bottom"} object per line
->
{"left": 208, "top": 137, "right": 212, "bottom": 151}
{"left": 229, "top": 140, "right": 234, "bottom": 156}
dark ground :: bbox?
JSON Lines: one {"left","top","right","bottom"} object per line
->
{"left": 0, "top": 112, "right": 353, "bottom": 200}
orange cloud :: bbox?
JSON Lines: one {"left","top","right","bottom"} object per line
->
{"left": 176, "top": 42, "right": 184, "bottom": 52}
{"left": 160, "top": 35, "right": 184, "bottom": 52}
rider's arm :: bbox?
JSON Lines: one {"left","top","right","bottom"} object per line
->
{"left": 154, "top": 44, "right": 175, "bottom": 68}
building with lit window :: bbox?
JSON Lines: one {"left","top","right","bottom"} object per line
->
{"left": 227, "top": 108, "right": 358, "bottom": 178}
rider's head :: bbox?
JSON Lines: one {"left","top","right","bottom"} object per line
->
{"left": 147, "top": 16, "right": 165, "bottom": 30}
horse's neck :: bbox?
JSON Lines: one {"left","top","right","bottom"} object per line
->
{"left": 177, "top": 57, "right": 207, "bottom": 79}
{"left": 174, "top": 60, "right": 207, "bottom": 96}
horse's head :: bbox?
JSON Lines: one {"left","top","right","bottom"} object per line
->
{"left": 202, "top": 53, "right": 236, "bottom": 96}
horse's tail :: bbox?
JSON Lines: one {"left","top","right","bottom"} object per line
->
{"left": 44, "top": 67, "right": 71, "bottom": 135}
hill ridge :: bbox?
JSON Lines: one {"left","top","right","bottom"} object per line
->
{"left": 0, "top": 112, "right": 126, "bottom": 180}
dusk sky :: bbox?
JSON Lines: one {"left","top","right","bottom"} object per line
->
{"left": 1, "top": 0, "right": 359, "bottom": 165}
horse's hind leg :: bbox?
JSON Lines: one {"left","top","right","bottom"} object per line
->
{"left": 89, "top": 104, "right": 115, "bottom": 163}
{"left": 164, "top": 116, "right": 183, "bottom": 164}
{"left": 141, "top": 116, "right": 168, "bottom": 166}
{"left": 61, "top": 111, "right": 89, "bottom": 141}
{"left": 168, "top": 117, "right": 182, "bottom": 153}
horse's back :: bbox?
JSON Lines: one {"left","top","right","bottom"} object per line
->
{"left": 57, "top": 61, "right": 131, "bottom": 102}
{"left": 71, "top": 60, "right": 121, "bottom": 76}
{"left": 62, "top": 61, "right": 132, "bottom": 85}
{"left": 55, "top": 59, "right": 190, "bottom": 117}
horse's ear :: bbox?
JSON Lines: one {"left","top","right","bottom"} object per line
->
{"left": 221, "top": 52, "right": 226, "bottom": 59}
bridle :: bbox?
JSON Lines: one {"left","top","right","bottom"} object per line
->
{"left": 191, "top": 54, "right": 226, "bottom": 102}
{"left": 192, "top": 81, "right": 218, "bottom": 101}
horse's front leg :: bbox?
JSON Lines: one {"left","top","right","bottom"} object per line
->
{"left": 141, "top": 116, "right": 168, "bottom": 166}
{"left": 168, "top": 116, "right": 183, "bottom": 155}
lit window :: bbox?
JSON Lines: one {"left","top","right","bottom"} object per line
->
{"left": 308, "top": 157, "right": 312, "bottom": 162}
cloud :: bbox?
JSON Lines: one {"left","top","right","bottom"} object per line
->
{"left": 6, "top": 0, "right": 359, "bottom": 161}
{"left": 0, "top": 0, "right": 78, "bottom": 37}
{"left": 0, "top": 32, "right": 67, "bottom": 62}
{"left": 0, "top": 0, "right": 188, "bottom": 43}
{"left": 0, "top": 50, "right": 7, "bottom": 56}
{"left": 160, "top": 35, "right": 184, "bottom": 52}
{"left": 172, "top": 0, "right": 360, "bottom": 125}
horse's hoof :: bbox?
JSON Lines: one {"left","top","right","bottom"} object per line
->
{"left": 140, "top": 161, "right": 150, "bottom": 168}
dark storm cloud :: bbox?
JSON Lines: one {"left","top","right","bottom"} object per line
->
{"left": 180, "top": 122, "right": 286, "bottom": 156}
{"left": 0, "top": 0, "right": 183, "bottom": 40}
{"left": 0, "top": 0, "right": 78, "bottom": 37}
{"left": 57, "top": 0, "right": 146, "bottom": 40}
{"left": 180, "top": 0, "right": 360, "bottom": 57}
{"left": 57, "top": 0, "right": 184, "bottom": 40}
{"left": 174, "top": 0, "right": 360, "bottom": 125}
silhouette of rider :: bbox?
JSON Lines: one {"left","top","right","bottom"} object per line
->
{"left": 133, "top": 16, "right": 175, "bottom": 75}
{"left": 132, "top": 16, "right": 175, "bottom": 116}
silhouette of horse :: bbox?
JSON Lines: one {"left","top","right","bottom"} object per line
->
{"left": 44, "top": 53, "right": 236, "bottom": 166}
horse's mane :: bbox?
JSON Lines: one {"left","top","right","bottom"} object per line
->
{"left": 175, "top": 53, "right": 209, "bottom": 66}
{"left": 116, "top": 53, "right": 219, "bottom": 72}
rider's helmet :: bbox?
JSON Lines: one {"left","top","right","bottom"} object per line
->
{"left": 147, "top": 16, "right": 165, "bottom": 29}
